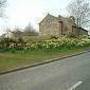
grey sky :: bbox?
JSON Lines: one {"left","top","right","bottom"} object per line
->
{"left": 0, "top": 0, "right": 71, "bottom": 34}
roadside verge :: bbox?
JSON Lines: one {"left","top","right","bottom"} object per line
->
{"left": 0, "top": 50, "right": 90, "bottom": 75}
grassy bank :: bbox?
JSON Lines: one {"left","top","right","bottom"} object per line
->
{"left": 0, "top": 35, "right": 90, "bottom": 73}
{"left": 0, "top": 47, "right": 88, "bottom": 73}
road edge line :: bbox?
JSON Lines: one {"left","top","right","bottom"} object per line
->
{"left": 68, "top": 81, "right": 83, "bottom": 90}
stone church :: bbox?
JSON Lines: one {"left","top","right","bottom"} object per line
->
{"left": 39, "top": 14, "right": 88, "bottom": 36}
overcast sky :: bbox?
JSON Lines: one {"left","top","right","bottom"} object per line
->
{"left": 0, "top": 0, "right": 71, "bottom": 34}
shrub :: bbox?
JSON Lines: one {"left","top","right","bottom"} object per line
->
{"left": 66, "top": 32, "right": 77, "bottom": 38}
{"left": 50, "top": 35, "right": 59, "bottom": 39}
{"left": 0, "top": 36, "right": 90, "bottom": 52}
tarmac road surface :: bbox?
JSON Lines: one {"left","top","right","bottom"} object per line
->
{"left": 0, "top": 52, "right": 90, "bottom": 90}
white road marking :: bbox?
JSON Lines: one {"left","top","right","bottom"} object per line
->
{"left": 68, "top": 81, "right": 83, "bottom": 90}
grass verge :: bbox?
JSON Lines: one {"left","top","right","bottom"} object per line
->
{"left": 0, "top": 47, "right": 89, "bottom": 73}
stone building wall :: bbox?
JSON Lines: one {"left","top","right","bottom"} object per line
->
{"left": 39, "top": 14, "right": 60, "bottom": 36}
{"left": 39, "top": 14, "right": 88, "bottom": 36}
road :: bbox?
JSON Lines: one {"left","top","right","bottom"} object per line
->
{"left": 0, "top": 52, "right": 90, "bottom": 90}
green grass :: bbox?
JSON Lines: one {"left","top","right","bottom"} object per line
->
{"left": 0, "top": 35, "right": 90, "bottom": 73}
{"left": 0, "top": 47, "right": 86, "bottom": 73}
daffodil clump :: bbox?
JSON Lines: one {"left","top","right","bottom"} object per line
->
{"left": 0, "top": 36, "right": 90, "bottom": 52}
{"left": 25, "top": 37, "right": 90, "bottom": 50}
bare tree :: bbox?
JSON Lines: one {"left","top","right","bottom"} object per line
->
{"left": 66, "top": 0, "right": 90, "bottom": 29}
{"left": 24, "top": 23, "right": 35, "bottom": 32}
{"left": 24, "top": 23, "right": 38, "bottom": 36}
{"left": 0, "top": 0, "right": 7, "bottom": 17}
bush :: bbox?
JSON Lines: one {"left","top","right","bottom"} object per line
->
{"left": 50, "top": 35, "right": 59, "bottom": 39}
{"left": 0, "top": 36, "right": 90, "bottom": 52}
{"left": 66, "top": 32, "right": 77, "bottom": 38}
